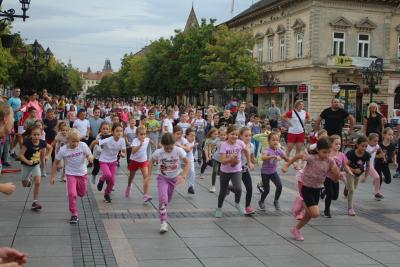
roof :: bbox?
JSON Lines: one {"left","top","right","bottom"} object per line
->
{"left": 227, "top": 0, "right": 283, "bottom": 26}
{"left": 184, "top": 6, "right": 200, "bottom": 32}
{"left": 81, "top": 71, "right": 112, "bottom": 81}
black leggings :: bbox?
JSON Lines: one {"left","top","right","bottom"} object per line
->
{"left": 260, "top": 172, "right": 282, "bottom": 202}
{"left": 218, "top": 171, "right": 242, "bottom": 208}
{"left": 242, "top": 171, "right": 253, "bottom": 207}
{"left": 126, "top": 147, "right": 132, "bottom": 166}
{"left": 92, "top": 158, "right": 100, "bottom": 176}
{"left": 324, "top": 178, "right": 339, "bottom": 212}
{"left": 375, "top": 163, "right": 391, "bottom": 185}
{"left": 200, "top": 150, "right": 212, "bottom": 174}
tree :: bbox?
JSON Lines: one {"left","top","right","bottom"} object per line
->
{"left": 200, "top": 25, "right": 261, "bottom": 99}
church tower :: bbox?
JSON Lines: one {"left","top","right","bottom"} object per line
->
{"left": 184, "top": 5, "right": 199, "bottom": 32}
{"left": 102, "top": 59, "right": 113, "bottom": 72}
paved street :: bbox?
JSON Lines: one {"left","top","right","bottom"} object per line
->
{"left": 1, "top": 159, "right": 400, "bottom": 267}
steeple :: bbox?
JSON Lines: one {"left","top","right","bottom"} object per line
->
{"left": 102, "top": 59, "right": 113, "bottom": 72}
{"left": 184, "top": 5, "right": 199, "bottom": 32}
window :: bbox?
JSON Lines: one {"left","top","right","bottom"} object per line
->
{"left": 333, "top": 32, "right": 345, "bottom": 56}
{"left": 358, "top": 34, "right": 369, "bottom": 57}
{"left": 279, "top": 35, "right": 285, "bottom": 61}
{"left": 268, "top": 38, "right": 273, "bottom": 63}
{"left": 296, "top": 33, "right": 303, "bottom": 58}
{"left": 256, "top": 38, "right": 263, "bottom": 63}
{"left": 398, "top": 37, "right": 400, "bottom": 59}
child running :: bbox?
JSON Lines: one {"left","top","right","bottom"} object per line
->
{"left": 50, "top": 129, "right": 93, "bottom": 224}
{"left": 199, "top": 128, "right": 218, "bottom": 179}
{"left": 173, "top": 126, "right": 194, "bottom": 194}
{"left": 215, "top": 125, "right": 253, "bottom": 218}
{"left": 365, "top": 133, "right": 382, "bottom": 200}
{"left": 148, "top": 133, "right": 189, "bottom": 233}
{"left": 124, "top": 117, "right": 137, "bottom": 165}
{"left": 259, "top": 132, "right": 289, "bottom": 211}
{"left": 90, "top": 122, "right": 110, "bottom": 184}
{"left": 54, "top": 122, "right": 69, "bottom": 182}
{"left": 126, "top": 127, "right": 151, "bottom": 202}
{"left": 19, "top": 124, "right": 52, "bottom": 211}
{"left": 185, "top": 128, "right": 197, "bottom": 194}
{"left": 209, "top": 127, "right": 227, "bottom": 193}
{"left": 374, "top": 127, "right": 397, "bottom": 200}
{"left": 283, "top": 137, "right": 339, "bottom": 241}
{"left": 239, "top": 127, "right": 256, "bottom": 214}
{"left": 94, "top": 123, "right": 126, "bottom": 203}
{"left": 345, "top": 136, "right": 371, "bottom": 216}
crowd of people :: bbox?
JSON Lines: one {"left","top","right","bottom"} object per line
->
{"left": 0, "top": 87, "right": 398, "bottom": 265}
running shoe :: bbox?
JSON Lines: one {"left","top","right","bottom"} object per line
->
{"left": 235, "top": 203, "right": 246, "bottom": 215}
{"left": 160, "top": 222, "right": 168, "bottom": 233}
{"left": 70, "top": 216, "right": 79, "bottom": 224}
{"left": 97, "top": 180, "right": 104, "bottom": 191}
{"left": 291, "top": 227, "right": 304, "bottom": 241}
{"left": 374, "top": 193, "right": 384, "bottom": 201}
{"left": 143, "top": 194, "right": 152, "bottom": 203}
{"left": 104, "top": 194, "right": 112, "bottom": 203}
{"left": 209, "top": 186, "right": 216, "bottom": 193}
{"left": 348, "top": 208, "right": 356, "bottom": 216}
{"left": 245, "top": 206, "right": 255, "bottom": 215}
{"left": 188, "top": 186, "right": 195, "bottom": 194}
{"left": 215, "top": 208, "right": 223, "bottom": 218}
{"left": 273, "top": 200, "right": 280, "bottom": 211}
{"left": 125, "top": 185, "right": 131, "bottom": 198}
{"left": 31, "top": 201, "right": 42, "bottom": 211}
{"left": 393, "top": 171, "right": 400, "bottom": 178}
{"left": 258, "top": 200, "right": 266, "bottom": 210}
{"left": 324, "top": 210, "right": 332, "bottom": 218}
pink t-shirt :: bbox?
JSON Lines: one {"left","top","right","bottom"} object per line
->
{"left": 327, "top": 152, "right": 348, "bottom": 180}
{"left": 27, "top": 100, "right": 43, "bottom": 120}
{"left": 302, "top": 154, "right": 335, "bottom": 188}
{"left": 220, "top": 139, "right": 246, "bottom": 173}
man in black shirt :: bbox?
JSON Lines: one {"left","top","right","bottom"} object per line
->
{"left": 314, "top": 98, "right": 355, "bottom": 136}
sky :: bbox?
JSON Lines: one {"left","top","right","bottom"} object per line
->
{"left": 6, "top": 0, "right": 253, "bottom": 72}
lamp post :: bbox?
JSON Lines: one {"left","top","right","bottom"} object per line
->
{"left": 31, "top": 39, "right": 52, "bottom": 73}
{"left": 0, "top": 0, "right": 31, "bottom": 30}
{"left": 360, "top": 58, "right": 384, "bottom": 103}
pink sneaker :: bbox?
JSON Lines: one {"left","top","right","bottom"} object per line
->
{"left": 125, "top": 185, "right": 131, "bottom": 198}
{"left": 291, "top": 227, "right": 304, "bottom": 241}
{"left": 348, "top": 208, "right": 356, "bottom": 216}
{"left": 295, "top": 211, "right": 304, "bottom": 220}
{"left": 143, "top": 194, "right": 152, "bottom": 203}
{"left": 245, "top": 206, "right": 255, "bottom": 215}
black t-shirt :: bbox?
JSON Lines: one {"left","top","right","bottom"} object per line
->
{"left": 320, "top": 108, "right": 349, "bottom": 136}
{"left": 346, "top": 150, "right": 371, "bottom": 177}
{"left": 22, "top": 139, "right": 47, "bottom": 166}
{"left": 43, "top": 118, "right": 58, "bottom": 141}
{"left": 219, "top": 116, "right": 234, "bottom": 128}
{"left": 365, "top": 114, "right": 382, "bottom": 135}
{"left": 376, "top": 142, "right": 396, "bottom": 165}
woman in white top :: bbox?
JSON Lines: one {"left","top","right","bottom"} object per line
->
{"left": 282, "top": 100, "right": 311, "bottom": 157}
{"left": 126, "top": 127, "right": 151, "bottom": 203}
{"left": 91, "top": 123, "right": 126, "bottom": 203}
{"left": 162, "top": 109, "right": 174, "bottom": 134}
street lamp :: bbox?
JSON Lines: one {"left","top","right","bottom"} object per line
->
{"left": 31, "top": 39, "right": 52, "bottom": 73}
{"left": 360, "top": 58, "right": 383, "bottom": 103}
{"left": 0, "top": 0, "right": 31, "bottom": 30}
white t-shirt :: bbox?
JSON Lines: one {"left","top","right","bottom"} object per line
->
{"left": 286, "top": 110, "right": 309, "bottom": 134}
{"left": 73, "top": 119, "right": 90, "bottom": 138}
{"left": 124, "top": 126, "right": 137, "bottom": 145}
{"left": 235, "top": 112, "right": 246, "bottom": 128}
{"left": 177, "top": 122, "right": 191, "bottom": 136}
{"left": 130, "top": 138, "right": 150, "bottom": 162}
{"left": 152, "top": 146, "right": 186, "bottom": 178}
{"left": 193, "top": 119, "right": 206, "bottom": 133}
{"left": 99, "top": 136, "right": 126, "bottom": 163}
{"left": 56, "top": 142, "right": 91, "bottom": 176}
{"left": 176, "top": 137, "right": 193, "bottom": 159}
{"left": 163, "top": 118, "right": 173, "bottom": 133}
{"left": 367, "top": 144, "right": 380, "bottom": 163}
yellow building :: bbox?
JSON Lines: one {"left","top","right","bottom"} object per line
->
{"left": 227, "top": 0, "right": 400, "bottom": 121}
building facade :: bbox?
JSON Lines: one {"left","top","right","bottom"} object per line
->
{"left": 80, "top": 59, "right": 113, "bottom": 97}
{"left": 227, "top": 0, "right": 400, "bottom": 120}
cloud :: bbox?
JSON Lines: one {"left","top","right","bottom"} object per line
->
{"left": 8, "top": 0, "right": 252, "bottom": 71}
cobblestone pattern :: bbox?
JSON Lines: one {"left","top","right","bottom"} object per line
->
{"left": 72, "top": 189, "right": 118, "bottom": 267}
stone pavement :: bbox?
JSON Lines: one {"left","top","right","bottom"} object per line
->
{"left": 1, "top": 158, "right": 400, "bottom": 267}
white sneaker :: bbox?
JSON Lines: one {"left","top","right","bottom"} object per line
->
{"left": 209, "top": 186, "right": 216, "bottom": 193}
{"left": 160, "top": 222, "right": 168, "bottom": 233}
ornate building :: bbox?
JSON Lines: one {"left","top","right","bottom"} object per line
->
{"left": 80, "top": 59, "right": 113, "bottom": 97}
{"left": 227, "top": 0, "right": 400, "bottom": 120}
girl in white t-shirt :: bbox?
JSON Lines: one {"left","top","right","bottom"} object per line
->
{"left": 149, "top": 133, "right": 189, "bottom": 234}
{"left": 124, "top": 117, "right": 137, "bottom": 165}
{"left": 91, "top": 123, "right": 126, "bottom": 203}
{"left": 54, "top": 122, "right": 69, "bottom": 182}
{"left": 126, "top": 127, "right": 151, "bottom": 202}
{"left": 50, "top": 129, "right": 93, "bottom": 224}
{"left": 89, "top": 122, "right": 110, "bottom": 184}
{"left": 162, "top": 109, "right": 174, "bottom": 134}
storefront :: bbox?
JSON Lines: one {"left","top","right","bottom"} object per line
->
{"left": 333, "top": 82, "right": 363, "bottom": 122}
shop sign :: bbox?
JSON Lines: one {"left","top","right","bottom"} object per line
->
{"left": 297, "top": 84, "right": 308, "bottom": 93}
{"left": 254, "top": 86, "right": 279, "bottom": 94}
{"left": 335, "top": 56, "right": 353, "bottom": 67}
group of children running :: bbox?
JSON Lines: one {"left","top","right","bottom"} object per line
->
{"left": 18, "top": 108, "right": 397, "bottom": 239}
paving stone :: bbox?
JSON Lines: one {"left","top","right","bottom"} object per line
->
{"left": 133, "top": 246, "right": 195, "bottom": 260}
{"left": 138, "top": 259, "right": 203, "bottom": 267}
{"left": 201, "top": 257, "right": 266, "bottom": 267}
